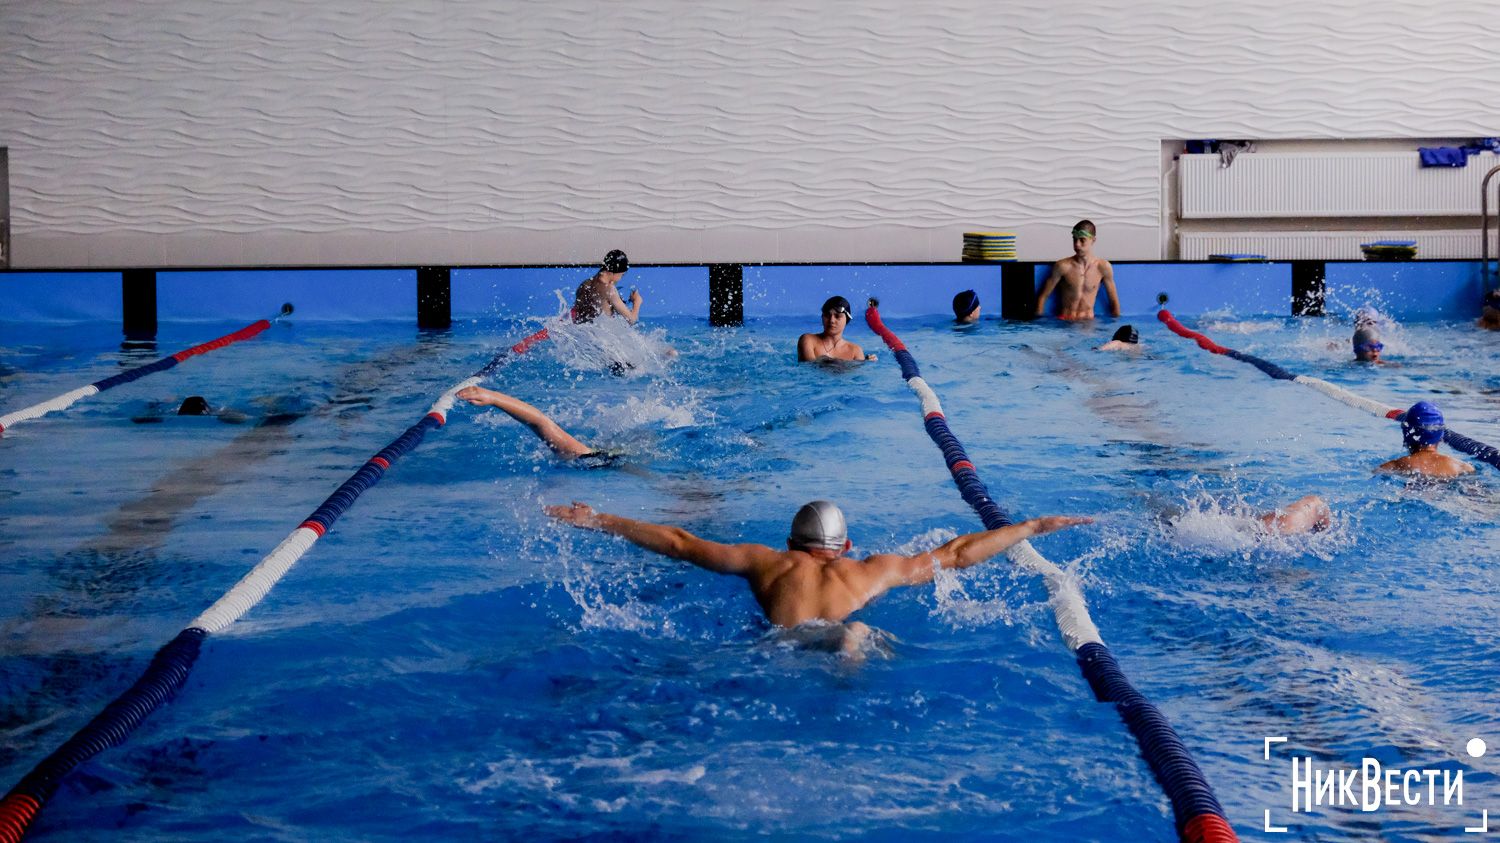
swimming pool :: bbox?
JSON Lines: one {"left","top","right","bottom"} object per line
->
{"left": 3, "top": 309, "right": 1499, "bottom": 840}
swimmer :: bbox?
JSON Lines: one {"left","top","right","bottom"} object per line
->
{"left": 797, "top": 296, "right": 877, "bottom": 362}
{"left": 1351, "top": 324, "right": 1385, "bottom": 363}
{"left": 952, "top": 289, "right": 981, "bottom": 324}
{"left": 1096, "top": 324, "right": 1140, "bottom": 352}
{"left": 1034, "top": 219, "right": 1120, "bottom": 320}
{"left": 1479, "top": 290, "right": 1500, "bottom": 330}
{"left": 573, "top": 249, "right": 641, "bottom": 324}
{"left": 1256, "top": 495, "right": 1333, "bottom": 534}
{"left": 131, "top": 396, "right": 248, "bottom": 424}
{"left": 544, "top": 499, "right": 1091, "bottom": 656}
{"left": 1377, "top": 401, "right": 1475, "bottom": 478}
{"left": 457, "top": 386, "right": 619, "bottom": 465}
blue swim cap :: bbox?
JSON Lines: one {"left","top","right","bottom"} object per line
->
{"left": 1401, "top": 401, "right": 1445, "bottom": 451}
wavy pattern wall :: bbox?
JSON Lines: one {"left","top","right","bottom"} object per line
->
{"left": 2, "top": 0, "right": 1498, "bottom": 266}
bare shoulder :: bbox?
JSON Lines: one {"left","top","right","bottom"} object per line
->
{"left": 1098, "top": 258, "right": 1115, "bottom": 273}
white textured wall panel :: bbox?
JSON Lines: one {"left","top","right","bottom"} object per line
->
{"left": 2, "top": 1, "right": 1499, "bottom": 265}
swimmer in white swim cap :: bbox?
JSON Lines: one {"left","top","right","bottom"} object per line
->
{"left": 544, "top": 498, "right": 1091, "bottom": 657}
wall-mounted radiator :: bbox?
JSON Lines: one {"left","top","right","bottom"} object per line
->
{"left": 1178, "top": 231, "right": 1481, "bottom": 261}
{"left": 1177, "top": 152, "right": 1497, "bottom": 219}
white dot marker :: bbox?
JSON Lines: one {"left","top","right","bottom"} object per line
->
{"left": 1468, "top": 738, "right": 1487, "bottom": 758}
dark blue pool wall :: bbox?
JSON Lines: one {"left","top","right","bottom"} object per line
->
{"left": 0, "top": 261, "right": 1488, "bottom": 325}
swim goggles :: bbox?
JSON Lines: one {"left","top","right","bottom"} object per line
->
{"left": 1071, "top": 229, "right": 1095, "bottom": 239}
{"left": 1353, "top": 341, "right": 1384, "bottom": 354}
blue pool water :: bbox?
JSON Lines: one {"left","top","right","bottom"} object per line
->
{"left": 3, "top": 308, "right": 1500, "bottom": 840}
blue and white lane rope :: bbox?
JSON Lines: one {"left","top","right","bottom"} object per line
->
{"left": 0, "top": 324, "right": 553, "bottom": 842}
{"left": 0, "top": 304, "right": 293, "bottom": 438}
{"left": 864, "top": 301, "right": 1238, "bottom": 843}
{"left": 1158, "top": 310, "right": 1500, "bottom": 472}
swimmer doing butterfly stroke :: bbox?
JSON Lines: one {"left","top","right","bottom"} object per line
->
{"left": 546, "top": 499, "right": 1091, "bottom": 653}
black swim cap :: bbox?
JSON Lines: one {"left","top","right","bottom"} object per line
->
{"left": 178, "top": 396, "right": 210, "bottom": 416}
{"left": 1485, "top": 289, "right": 1500, "bottom": 309}
{"left": 822, "top": 296, "right": 853, "bottom": 320}
{"left": 601, "top": 249, "right": 629, "bottom": 274}
{"left": 1111, "top": 325, "right": 1139, "bottom": 344}
{"left": 952, "top": 289, "right": 980, "bottom": 319}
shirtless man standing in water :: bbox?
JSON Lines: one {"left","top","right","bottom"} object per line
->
{"left": 1034, "top": 220, "right": 1121, "bottom": 320}
{"left": 546, "top": 499, "right": 1089, "bottom": 656}
{"left": 797, "top": 296, "right": 876, "bottom": 362}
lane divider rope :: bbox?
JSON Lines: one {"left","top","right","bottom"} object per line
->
{"left": 864, "top": 301, "right": 1237, "bottom": 843}
{"left": 0, "top": 304, "right": 294, "bottom": 437}
{"left": 1158, "top": 309, "right": 1500, "bottom": 472}
{"left": 0, "top": 323, "right": 553, "bottom": 842}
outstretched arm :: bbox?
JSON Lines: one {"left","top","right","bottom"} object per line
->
{"left": 545, "top": 502, "right": 774, "bottom": 576}
{"left": 1100, "top": 261, "right": 1121, "bottom": 317}
{"left": 456, "top": 386, "right": 593, "bottom": 458}
{"left": 1034, "top": 263, "right": 1062, "bottom": 317}
{"left": 863, "top": 515, "right": 1092, "bottom": 590}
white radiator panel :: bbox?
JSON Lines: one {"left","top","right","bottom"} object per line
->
{"left": 1178, "top": 153, "right": 1500, "bottom": 219}
{"left": 1179, "top": 231, "right": 1482, "bottom": 261}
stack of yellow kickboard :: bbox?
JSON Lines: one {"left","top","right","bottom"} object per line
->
{"left": 962, "top": 232, "right": 1017, "bottom": 262}
{"left": 1360, "top": 240, "right": 1418, "bottom": 261}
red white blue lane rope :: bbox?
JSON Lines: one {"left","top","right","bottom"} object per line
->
{"left": 1158, "top": 310, "right": 1500, "bottom": 472}
{"left": 0, "top": 304, "right": 293, "bottom": 438}
{"left": 0, "top": 323, "right": 552, "bottom": 843}
{"left": 864, "top": 301, "right": 1238, "bottom": 843}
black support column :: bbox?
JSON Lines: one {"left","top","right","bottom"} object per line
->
{"left": 708, "top": 263, "right": 743, "bottom": 326}
{"left": 1291, "top": 260, "right": 1326, "bottom": 316}
{"left": 121, "top": 269, "right": 157, "bottom": 341}
{"left": 417, "top": 266, "right": 451, "bottom": 330}
{"left": 1000, "top": 262, "right": 1036, "bottom": 320}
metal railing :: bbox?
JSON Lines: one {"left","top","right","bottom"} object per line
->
{"left": 1482, "top": 163, "right": 1500, "bottom": 287}
{"left": 0, "top": 147, "right": 8, "bottom": 269}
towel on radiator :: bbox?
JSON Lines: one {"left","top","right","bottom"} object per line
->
{"left": 1419, "top": 147, "right": 1468, "bottom": 167}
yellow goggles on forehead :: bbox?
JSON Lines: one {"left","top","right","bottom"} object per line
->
{"left": 1071, "top": 229, "right": 1095, "bottom": 239}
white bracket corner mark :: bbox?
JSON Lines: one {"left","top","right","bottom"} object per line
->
{"left": 1466, "top": 808, "right": 1489, "bottom": 834}
{"left": 1264, "top": 737, "right": 1290, "bottom": 833}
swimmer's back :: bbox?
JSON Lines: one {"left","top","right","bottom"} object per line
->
{"left": 573, "top": 277, "right": 606, "bottom": 323}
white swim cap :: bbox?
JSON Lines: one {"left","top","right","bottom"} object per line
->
{"left": 788, "top": 500, "right": 847, "bottom": 551}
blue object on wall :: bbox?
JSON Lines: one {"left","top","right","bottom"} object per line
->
{"left": 0, "top": 272, "right": 122, "bottom": 322}
{"left": 1032, "top": 262, "right": 1291, "bottom": 317}
{"left": 158, "top": 269, "right": 414, "bottom": 321}
{"left": 743, "top": 264, "right": 1003, "bottom": 319}
{"left": 1325, "top": 261, "right": 1482, "bottom": 319}
{"left": 452, "top": 266, "right": 707, "bottom": 320}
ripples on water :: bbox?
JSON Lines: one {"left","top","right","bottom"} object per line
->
{"left": 2, "top": 314, "right": 1498, "bottom": 839}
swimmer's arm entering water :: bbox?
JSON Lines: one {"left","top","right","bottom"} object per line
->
{"left": 457, "top": 387, "right": 594, "bottom": 458}
{"left": 545, "top": 502, "right": 777, "bottom": 575}
{"left": 860, "top": 516, "right": 1092, "bottom": 590}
